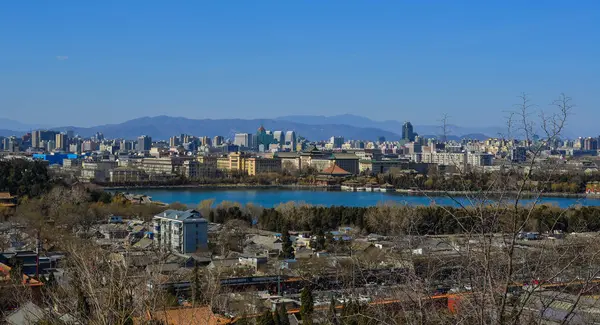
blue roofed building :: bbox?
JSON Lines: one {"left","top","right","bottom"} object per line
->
{"left": 32, "top": 153, "right": 80, "bottom": 166}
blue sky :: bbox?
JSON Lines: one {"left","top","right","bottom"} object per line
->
{"left": 0, "top": 1, "right": 598, "bottom": 133}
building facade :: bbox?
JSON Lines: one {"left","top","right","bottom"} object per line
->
{"left": 153, "top": 209, "right": 208, "bottom": 254}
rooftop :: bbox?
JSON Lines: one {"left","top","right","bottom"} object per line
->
{"left": 320, "top": 164, "right": 351, "bottom": 176}
{"left": 154, "top": 209, "right": 207, "bottom": 223}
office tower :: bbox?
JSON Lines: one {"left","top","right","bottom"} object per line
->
{"left": 584, "top": 137, "right": 598, "bottom": 151}
{"left": 285, "top": 131, "right": 297, "bottom": 151}
{"left": 256, "top": 126, "right": 274, "bottom": 152}
{"left": 66, "top": 130, "right": 75, "bottom": 138}
{"left": 55, "top": 133, "right": 67, "bottom": 152}
{"left": 46, "top": 140, "right": 56, "bottom": 152}
{"left": 402, "top": 121, "right": 416, "bottom": 142}
{"left": 273, "top": 131, "right": 284, "bottom": 145}
{"left": 1, "top": 138, "right": 9, "bottom": 151}
{"left": 169, "top": 136, "right": 180, "bottom": 147}
{"left": 234, "top": 133, "right": 253, "bottom": 149}
{"left": 32, "top": 130, "right": 59, "bottom": 149}
{"left": 201, "top": 136, "right": 212, "bottom": 147}
{"left": 137, "top": 135, "right": 152, "bottom": 152}
{"left": 213, "top": 136, "right": 224, "bottom": 146}
{"left": 329, "top": 136, "right": 344, "bottom": 149}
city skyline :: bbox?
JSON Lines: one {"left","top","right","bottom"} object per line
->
{"left": 1, "top": 1, "right": 599, "bottom": 130}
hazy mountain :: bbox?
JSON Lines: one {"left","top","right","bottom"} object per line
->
{"left": 0, "top": 129, "right": 21, "bottom": 137}
{"left": 52, "top": 116, "right": 402, "bottom": 141}
{"left": 276, "top": 114, "right": 504, "bottom": 138}
{"left": 0, "top": 118, "right": 49, "bottom": 132}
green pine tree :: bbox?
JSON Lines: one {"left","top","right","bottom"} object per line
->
{"left": 257, "top": 310, "right": 276, "bottom": 325}
{"left": 277, "top": 304, "right": 290, "bottom": 325}
{"left": 300, "top": 286, "right": 314, "bottom": 325}
{"left": 281, "top": 225, "right": 295, "bottom": 259}
{"left": 273, "top": 309, "right": 281, "bottom": 325}
{"left": 192, "top": 261, "right": 202, "bottom": 304}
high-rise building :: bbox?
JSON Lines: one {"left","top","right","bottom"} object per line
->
{"left": 213, "top": 136, "right": 224, "bottom": 146}
{"left": 55, "top": 133, "right": 67, "bottom": 152}
{"left": 201, "top": 136, "right": 212, "bottom": 147}
{"left": 272, "top": 131, "right": 284, "bottom": 146}
{"left": 402, "top": 122, "right": 416, "bottom": 142}
{"left": 256, "top": 126, "right": 274, "bottom": 152}
{"left": 234, "top": 133, "right": 253, "bottom": 149}
{"left": 584, "top": 137, "right": 598, "bottom": 151}
{"left": 285, "top": 131, "right": 297, "bottom": 151}
{"left": 169, "top": 136, "right": 180, "bottom": 147}
{"left": 32, "top": 130, "right": 59, "bottom": 149}
{"left": 138, "top": 135, "right": 152, "bottom": 152}
{"left": 329, "top": 136, "right": 344, "bottom": 149}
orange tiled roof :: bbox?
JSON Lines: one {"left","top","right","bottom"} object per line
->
{"left": 0, "top": 192, "right": 15, "bottom": 199}
{"left": 0, "top": 262, "right": 43, "bottom": 287}
{"left": 142, "top": 306, "right": 229, "bottom": 325}
{"left": 321, "top": 164, "right": 351, "bottom": 176}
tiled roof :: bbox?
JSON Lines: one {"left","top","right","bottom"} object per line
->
{"left": 140, "top": 306, "right": 228, "bottom": 325}
{"left": 155, "top": 209, "right": 207, "bottom": 223}
{"left": 321, "top": 164, "right": 351, "bottom": 176}
{"left": 0, "top": 192, "right": 15, "bottom": 199}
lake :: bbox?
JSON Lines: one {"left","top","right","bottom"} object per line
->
{"left": 119, "top": 188, "right": 600, "bottom": 208}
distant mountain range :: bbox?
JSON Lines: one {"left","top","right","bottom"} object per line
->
{"left": 277, "top": 114, "right": 504, "bottom": 139}
{"left": 0, "top": 114, "right": 501, "bottom": 141}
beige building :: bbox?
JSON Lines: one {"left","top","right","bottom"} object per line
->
{"left": 214, "top": 152, "right": 282, "bottom": 176}
{"left": 55, "top": 133, "right": 66, "bottom": 152}
{"left": 81, "top": 160, "right": 118, "bottom": 182}
{"left": 134, "top": 157, "right": 199, "bottom": 179}
{"left": 109, "top": 168, "right": 149, "bottom": 183}
{"left": 246, "top": 157, "right": 282, "bottom": 176}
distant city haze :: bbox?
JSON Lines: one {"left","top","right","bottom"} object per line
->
{"left": 1, "top": 2, "right": 598, "bottom": 134}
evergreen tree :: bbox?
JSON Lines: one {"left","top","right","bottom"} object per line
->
{"left": 329, "top": 296, "right": 338, "bottom": 325}
{"left": 277, "top": 304, "right": 290, "bottom": 325}
{"left": 273, "top": 309, "right": 281, "bottom": 325}
{"left": 313, "top": 228, "right": 326, "bottom": 251}
{"left": 300, "top": 286, "right": 314, "bottom": 325}
{"left": 257, "top": 310, "right": 276, "bottom": 325}
{"left": 281, "top": 225, "right": 295, "bottom": 259}
{"left": 192, "top": 261, "right": 202, "bottom": 304}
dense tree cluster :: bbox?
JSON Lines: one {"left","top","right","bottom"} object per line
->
{"left": 0, "top": 159, "right": 52, "bottom": 198}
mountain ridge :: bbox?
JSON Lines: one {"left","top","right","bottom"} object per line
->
{"left": 0, "top": 115, "right": 497, "bottom": 141}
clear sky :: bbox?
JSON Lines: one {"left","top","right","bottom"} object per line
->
{"left": 0, "top": 1, "right": 598, "bottom": 132}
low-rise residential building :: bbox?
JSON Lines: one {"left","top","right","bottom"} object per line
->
{"left": 153, "top": 209, "right": 208, "bottom": 255}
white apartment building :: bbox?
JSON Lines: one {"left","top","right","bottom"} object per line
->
{"left": 153, "top": 209, "right": 208, "bottom": 255}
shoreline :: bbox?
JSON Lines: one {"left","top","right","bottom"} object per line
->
{"left": 102, "top": 184, "right": 597, "bottom": 200}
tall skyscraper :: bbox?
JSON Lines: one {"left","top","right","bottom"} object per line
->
{"left": 272, "top": 131, "right": 284, "bottom": 145}
{"left": 137, "top": 135, "right": 152, "bottom": 152}
{"left": 285, "top": 131, "right": 297, "bottom": 151}
{"left": 169, "top": 136, "right": 180, "bottom": 147}
{"left": 256, "top": 126, "right": 274, "bottom": 152}
{"left": 213, "top": 136, "right": 224, "bottom": 146}
{"left": 201, "top": 136, "right": 212, "bottom": 147}
{"left": 55, "top": 133, "right": 67, "bottom": 152}
{"left": 402, "top": 122, "right": 416, "bottom": 142}
{"left": 234, "top": 133, "right": 252, "bottom": 149}
{"left": 329, "top": 136, "right": 344, "bottom": 149}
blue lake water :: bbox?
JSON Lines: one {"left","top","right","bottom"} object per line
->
{"left": 119, "top": 188, "right": 600, "bottom": 208}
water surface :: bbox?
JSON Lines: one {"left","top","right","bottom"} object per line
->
{"left": 121, "top": 188, "right": 600, "bottom": 208}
